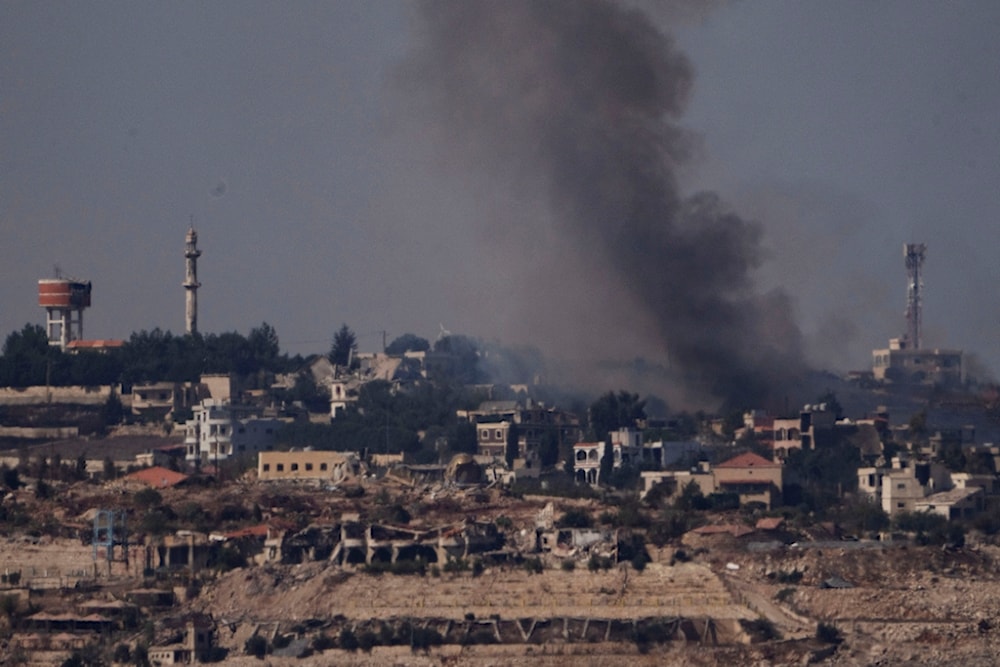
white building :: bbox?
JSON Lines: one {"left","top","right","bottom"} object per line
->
{"left": 184, "top": 399, "right": 286, "bottom": 464}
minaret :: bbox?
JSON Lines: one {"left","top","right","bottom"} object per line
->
{"left": 184, "top": 226, "right": 202, "bottom": 334}
{"left": 903, "top": 243, "right": 926, "bottom": 350}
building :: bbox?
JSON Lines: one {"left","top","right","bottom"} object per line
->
{"left": 915, "top": 487, "right": 984, "bottom": 520}
{"left": 131, "top": 382, "right": 199, "bottom": 421}
{"left": 465, "top": 400, "right": 581, "bottom": 469}
{"left": 571, "top": 430, "right": 641, "bottom": 486}
{"left": 122, "top": 466, "right": 189, "bottom": 490}
{"left": 872, "top": 338, "right": 963, "bottom": 386}
{"left": 641, "top": 452, "right": 784, "bottom": 509}
{"left": 712, "top": 452, "right": 783, "bottom": 509}
{"left": 148, "top": 616, "right": 215, "bottom": 665}
{"left": 858, "top": 455, "right": 987, "bottom": 520}
{"left": 257, "top": 450, "right": 358, "bottom": 483}
{"left": 871, "top": 244, "right": 964, "bottom": 386}
{"left": 609, "top": 427, "right": 643, "bottom": 467}
{"left": 573, "top": 441, "right": 605, "bottom": 485}
{"left": 183, "top": 399, "right": 286, "bottom": 463}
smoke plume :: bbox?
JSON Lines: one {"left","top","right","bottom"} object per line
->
{"left": 401, "top": 0, "right": 805, "bottom": 408}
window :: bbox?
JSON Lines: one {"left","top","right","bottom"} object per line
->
{"left": 897, "top": 483, "right": 906, "bottom": 490}
{"left": 265, "top": 428, "right": 273, "bottom": 435}
{"left": 276, "top": 464, "right": 284, "bottom": 472}
{"left": 320, "top": 463, "right": 328, "bottom": 471}
{"left": 262, "top": 464, "right": 270, "bottom": 472}
{"left": 495, "top": 429, "right": 502, "bottom": 440}
{"left": 480, "top": 430, "right": 488, "bottom": 440}
{"left": 305, "top": 463, "right": 313, "bottom": 471}
{"left": 291, "top": 463, "right": 299, "bottom": 471}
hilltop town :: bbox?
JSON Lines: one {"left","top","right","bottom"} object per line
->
{"left": 5, "top": 264, "right": 1000, "bottom": 667}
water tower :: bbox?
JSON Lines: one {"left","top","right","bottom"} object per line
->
{"left": 38, "top": 276, "right": 91, "bottom": 350}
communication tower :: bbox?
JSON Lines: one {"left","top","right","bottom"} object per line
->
{"left": 92, "top": 509, "right": 128, "bottom": 575}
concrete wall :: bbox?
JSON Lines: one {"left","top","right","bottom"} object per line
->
{"left": 0, "top": 426, "right": 79, "bottom": 439}
{"left": 0, "top": 385, "right": 113, "bottom": 406}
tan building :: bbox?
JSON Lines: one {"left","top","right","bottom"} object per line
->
{"left": 641, "top": 452, "right": 783, "bottom": 509}
{"left": 872, "top": 338, "right": 963, "bottom": 386}
{"left": 258, "top": 450, "right": 357, "bottom": 483}
{"left": 712, "top": 452, "right": 783, "bottom": 509}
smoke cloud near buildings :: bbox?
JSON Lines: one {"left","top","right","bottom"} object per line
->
{"left": 396, "top": 0, "right": 805, "bottom": 407}
{"left": 3, "top": 3, "right": 998, "bottom": 412}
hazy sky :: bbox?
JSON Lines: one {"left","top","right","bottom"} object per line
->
{"left": 2, "top": 1, "right": 998, "bottom": 383}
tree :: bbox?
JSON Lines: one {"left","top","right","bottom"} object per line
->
{"left": 0, "top": 324, "right": 52, "bottom": 387}
{"left": 247, "top": 322, "right": 280, "bottom": 367}
{"left": 538, "top": 429, "right": 561, "bottom": 468}
{"left": 674, "top": 480, "right": 710, "bottom": 511}
{"left": 329, "top": 324, "right": 358, "bottom": 367}
{"left": 505, "top": 423, "right": 520, "bottom": 468}
{"left": 816, "top": 390, "right": 844, "bottom": 420}
{"left": 1, "top": 464, "right": 21, "bottom": 490}
{"left": 588, "top": 391, "right": 646, "bottom": 442}
{"left": 245, "top": 634, "right": 268, "bottom": 658}
{"left": 385, "top": 333, "right": 430, "bottom": 355}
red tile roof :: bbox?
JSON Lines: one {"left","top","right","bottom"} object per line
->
{"left": 124, "top": 466, "right": 189, "bottom": 489}
{"left": 755, "top": 517, "right": 786, "bottom": 530}
{"left": 66, "top": 339, "right": 125, "bottom": 349}
{"left": 223, "top": 525, "right": 270, "bottom": 540}
{"left": 718, "top": 478, "right": 775, "bottom": 486}
{"left": 690, "top": 524, "right": 755, "bottom": 538}
{"left": 716, "top": 452, "right": 780, "bottom": 469}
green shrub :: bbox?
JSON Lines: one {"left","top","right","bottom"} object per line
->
{"left": 443, "top": 557, "right": 469, "bottom": 573}
{"left": 244, "top": 634, "right": 268, "bottom": 658}
{"left": 338, "top": 628, "right": 359, "bottom": 651}
{"left": 555, "top": 509, "right": 593, "bottom": 529}
{"left": 816, "top": 622, "right": 843, "bottom": 644}
{"left": 522, "top": 557, "right": 544, "bottom": 574}
{"left": 740, "top": 618, "right": 780, "bottom": 642}
{"left": 775, "top": 587, "right": 795, "bottom": 603}
{"left": 357, "top": 630, "right": 377, "bottom": 652}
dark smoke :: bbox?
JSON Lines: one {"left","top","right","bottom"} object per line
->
{"left": 402, "top": 0, "right": 805, "bottom": 408}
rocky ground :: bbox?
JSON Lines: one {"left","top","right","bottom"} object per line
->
{"left": 5, "top": 472, "right": 1000, "bottom": 665}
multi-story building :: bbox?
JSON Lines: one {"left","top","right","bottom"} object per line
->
{"left": 572, "top": 441, "right": 605, "bottom": 485}
{"left": 858, "top": 455, "right": 983, "bottom": 520}
{"left": 572, "top": 429, "right": 662, "bottom": 486}
{"left": 641, "top": 452, "right": 784, "bottom": 509}
{"left": 872, "top": 338, "right": 963, "bottom": 386}
{"left": 183, "top": 399, "right": 286, "bottom": 464}
{"left": 464, "top": 400, "right": 581, "bottom": 468}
